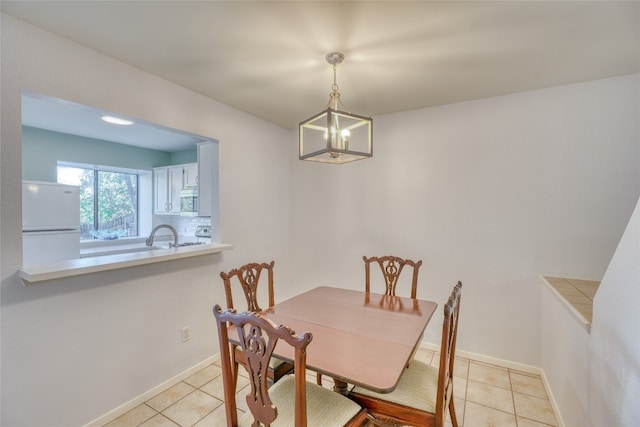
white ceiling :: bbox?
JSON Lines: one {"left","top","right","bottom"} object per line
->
{"left": 3, "top": 1, "right": 639, "bottom": 149}
{"left": 21, "top": 92, "right": 205, "bottom": 152}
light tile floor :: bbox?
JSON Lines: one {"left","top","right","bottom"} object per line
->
{"left": 104, "top": 348, "right": 559, "bottom": 427}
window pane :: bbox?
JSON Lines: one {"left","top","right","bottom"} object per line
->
{"left": 58, "top": 164, "right": 139, "bottom": 240}
{"left": 97, "top": 171, "right": 138, "bottom": 238}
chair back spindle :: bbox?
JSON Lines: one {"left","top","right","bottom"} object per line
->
{"left": 220, "top": 261, "right": 294, "bottom": 387}
{"left": 221, "top": 261, "right": 275, "bottom": 312}
{"left": 435, "top": 281, "right": 462, "bottom": 424}
{"left": 364, "top": 255, "right": 423, "bottom": 298}
{"left": 214, "top": 305, "right": 312, "bottom": 426}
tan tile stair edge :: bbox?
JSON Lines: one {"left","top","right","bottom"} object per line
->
{"left": 542, "top": 276, "right": 601, "bottom": 333}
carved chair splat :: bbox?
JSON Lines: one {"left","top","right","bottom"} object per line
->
{"left": 213, "top": 305, "right": 368, "bottom": 427}
{"left": 220, "top": 261, "right": 293, "bottom": 386}
{"left": 364, "top": 255, "right": 423, "bottom": 299}
{"left": 221, "top": 261, "right": 275, "bottom": 313}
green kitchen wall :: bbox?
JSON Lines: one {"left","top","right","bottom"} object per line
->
{"left": 21, "top": 126, "right": 196, "bottom": 182}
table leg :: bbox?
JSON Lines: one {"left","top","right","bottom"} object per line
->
{"left": 333, "top": 378, "right": 349, "bottom": 395}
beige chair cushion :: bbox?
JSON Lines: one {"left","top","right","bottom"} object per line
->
{"left": 239, "top": 375, "right": 362, "bottom": 427}
{"left": 350, "top": 360, "right": 438, "bottom": 413}
{"left": 269, "top": 356, "right": 288, "bottom": 370}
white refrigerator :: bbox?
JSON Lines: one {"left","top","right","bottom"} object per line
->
{"left": 22, "top": 181, "right": 81, "bottom": 265}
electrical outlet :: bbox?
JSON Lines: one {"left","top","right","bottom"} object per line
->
{"left": 181, "top": 326, "right": 191, "bottom": 343}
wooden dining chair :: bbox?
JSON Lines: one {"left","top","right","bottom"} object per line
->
{"left": 317, "top": 255, "right": 424, "bottom": 387}
{"left": 213, "top": 305, "right": 368, "bottom": 427}
{"left": 348, "top": 281, "right": 462, "bottom": 427}
{"left": 220, "top": 261, "right": 293, "bottom": 386}
{"left": 364, "top": 255, "right": 423, "bottom": 299}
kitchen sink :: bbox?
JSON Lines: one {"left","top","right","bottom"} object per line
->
{"left": 81, "top": 241, "right": 207, "bottom": 258}
{"left": 152, "top": 242, "right": 205, "bottom": 249}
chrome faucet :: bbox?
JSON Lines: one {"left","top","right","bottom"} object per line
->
{"left": 145, "top": 224, "right": 179, "bottom": 247}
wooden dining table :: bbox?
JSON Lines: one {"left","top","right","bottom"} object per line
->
{"left": 260, "top": 286, "right": 438, "bottom": 394}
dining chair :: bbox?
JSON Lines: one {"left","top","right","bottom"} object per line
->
{"left": 316, "top": 255, "right": 424, "bottom": 387}
{"left": 213, "top": 305, "right": 368, "bottom": 426}
{"left": 220, "top": 261, "right": 293, "bottom": 386}
{"left": 315, "top": 255, "right": 424, "bottom": 387}
{"left": 348, "top": 281, "right": 463, "bottom": 427}
{"left": 363, "top": 255, "right": 423, "bottom": 299}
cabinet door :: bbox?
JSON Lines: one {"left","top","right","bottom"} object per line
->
{"left": 183, "top": 163, "right": 198, "bottom": 188}
{"left": 154, "top": 167, "right": 170, "bottom": 214}
{"left": 197, "top": 142, "right": 217, "bottom": 217}
{"left": 168, "top": 166, "right": 183, "bottom": 214}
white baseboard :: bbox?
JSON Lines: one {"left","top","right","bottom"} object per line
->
{"left": 83, "top": 355, "right": 219, "bottom": 427}
{"left": 419, "top": 343, "right": 565, "bottom": 427}
{"left": 539, "top": 367, "right": 566, "bottom": 427}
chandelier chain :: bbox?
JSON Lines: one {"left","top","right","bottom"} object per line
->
{"left": 332, "top": 64, "right": 339, "bottom": 93}
{"left": 325, "top": 60, "right": 350, "bottom": 113}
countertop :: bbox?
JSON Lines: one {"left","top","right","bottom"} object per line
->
{"left": 19, "top": 242, "right": 232, "bottom": 284}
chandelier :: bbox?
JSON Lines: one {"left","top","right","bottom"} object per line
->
{"left": 299, "top": 52, "right": 373, "bottom": 164}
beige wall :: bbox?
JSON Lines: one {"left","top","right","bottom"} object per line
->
{"left": 540, "top": 195, "right": 640, "bottom": 427}
{"left": 1, "top": 14, "right": 291, "bottom": 426}
{"left": 2, "top": 10, "right": 639, "bottom": 427}
{"left": 290, "top": 73, "right": 640, "bottom": 367}
{"left": 590, "top": 196, "right": 640, "bottom": 425}
{"left": 289, "top": 72, "right": 639, "bottom": 426}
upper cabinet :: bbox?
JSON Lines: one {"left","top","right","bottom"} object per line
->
{"left": 153, "top": 143, "right": 217, "bottom": 217}
{"left": 196, "top": 142, "right": 217, "bottom": 218}
{"left": 183, "top": 163, "right": 198, "bottom": 188}
{"left": 154, "top": 165, "right": 184, "bottom": 215}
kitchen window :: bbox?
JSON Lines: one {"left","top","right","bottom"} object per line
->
{"left": 57, "top": 163, "right": 140, "bottom": 240}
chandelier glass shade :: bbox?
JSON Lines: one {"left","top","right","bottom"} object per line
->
{"left": 299, "top": 52, "right": 373, "bottom": 164}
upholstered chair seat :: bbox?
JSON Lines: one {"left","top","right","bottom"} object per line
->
{"left": 350, "top": 360, "right": 438, "bottom": 413}
{"left": 238, "top": 376, "right": 363, "bottom": 427}
{"left": 348, "top": 281, "right": 462, "bottom": 427}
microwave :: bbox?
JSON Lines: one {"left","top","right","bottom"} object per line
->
{"left": 180, "top": 189, "right": 199, "bottom": 215}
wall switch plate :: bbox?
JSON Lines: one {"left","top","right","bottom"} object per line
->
{"left": 181, "top": 326, "right": 191, "bottom": 342}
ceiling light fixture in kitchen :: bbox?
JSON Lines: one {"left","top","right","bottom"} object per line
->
{"left": 299, "top": 52, "right": 372, "bottom": 164}
{"left": 101, "top": 115, "right": 134, "bottom": 125}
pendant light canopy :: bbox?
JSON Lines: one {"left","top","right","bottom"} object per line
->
{"left": 299, "top": 52, "right": 373, "bottom": 164}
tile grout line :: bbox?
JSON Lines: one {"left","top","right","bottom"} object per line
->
{"left": 569, "top": 282, "right": 594, "bottom": 302}
{"left": 156, "top": 372, "right": 226, "bottom": 427}
{"left": 509, "top": 368, "right": 518, "bottom": 427}
{"left": 142, "top": 403, "right": 159, "bottom": 426}
{"left": 461, "top": 358, "right": 468, "bottom": 427}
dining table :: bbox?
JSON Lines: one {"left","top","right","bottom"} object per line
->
{"left": 260, "top": 286, "right": 438, "bottom": 394}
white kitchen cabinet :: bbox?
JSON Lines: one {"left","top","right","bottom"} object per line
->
{"left": 196, "top": 142, "right": 218, "bottom": 217}
{"left": 153, "top": 145, "right": 217, "bottom": 217}
{"left": 154, "top": 165, "right": 183, "bottom": 214}
{"left": 183, "top": 163, "right": 198, "bottom": 188}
